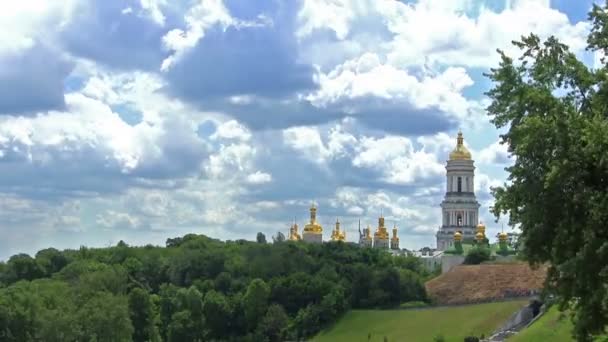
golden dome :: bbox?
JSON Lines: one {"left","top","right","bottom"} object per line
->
{"left": 374, "top": 215, "right": 389, "bottom": 240}
{"left": 449, "top": 131, "right": 472, "bottom": 161}
{"left": 475, "top": 231, "right": 485, "bottom": 241}
{"left": 476, "top": 222, "right": 486, "bottom": 234}
{"left": 391, "top": 225, "right": 399, "bottom": 241}
{"left": 288, "top": 222, "right": 301, "bottom": 241}
{"left": 499, "top": 232, "right": 508, "bottom": 242}
{"left": 453, "top": 231, "right": 462, "bottom": 241}
{"left": 303, "top": 203, "right": 323, "bottom": 234}
{"left": 331, "top": 218, "right": 346, "bottom": 241}
{"left": 365, "top": 225, "right": 373, "bottom": 240}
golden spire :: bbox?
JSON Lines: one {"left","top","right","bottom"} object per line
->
{"left": 449, "top": 130, "right": 472, "bottom": 160}
{"left": 365, "top": 224, "right": 372, "bottom": 240}
{"left": 331, "top": 218, "right": 346, "bottom": 241}
{"left": 391, "top": 224, "right": 399, "bottom": 241}
{"left": 288, "top": 217, "right": 301, "bottom": 241}
{"left": 303, "top": 202, "right": 323, "bottom": 234}
{"left": 375, "top": 214, "right": 389, "bottom": 240}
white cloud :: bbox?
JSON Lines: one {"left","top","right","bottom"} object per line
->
{"left": 0, "top": 0, "right": 77, "bottom": 55}
{"left": 206, "top": 143, "right": 256, "bottom": 178}
{"left": 161, "top": 0, "right": 234, "bottom": 71}
{"left": 352, "top": 135, "right": 444, "bottom": 184}
{"left": 211, "top": 120, "right": 251, "bottom": 141}
{"left": 139, "top": 0, "right": 167, "bottom": 26}
{"left": 299, "top": 0, "right": 589, "bottom": 70}
{"left": 478, "top": 140, "right": 511, "bottom": 165}
{"left": 96, "top": 210, "right": 142, "bottom": 230}
{"left": 246, "top": 171, "right": 272, "bottom": 184}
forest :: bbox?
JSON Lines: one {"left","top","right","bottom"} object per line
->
{"left": 0, "top": 234, "right": 431, "bottom": 341}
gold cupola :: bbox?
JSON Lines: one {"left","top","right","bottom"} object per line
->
{"left": 476, "top": 222, "right": 486, "bottom": 236}
{"left": 475, "top": 231, "right": 485, "bottom": 242}
{"left": 288, "top": 219, "right": 301, "bottom": 241}
{"left": 454, "top": 231, "right": 462, "bottom": 242}
{"left": 499, "top": 231, "right": 508, "bottom": 242}
{"left": 365, "top": 225, "right": 373, "bottom": 240}
{"left": 449, "top": 131, "right": 472, "bottom": 161}
{"left": 331, "top": 218, "right": 346, "bottom": 241}
{"left": 391, "top": 225, "right": 399, "bottom": 242}
{"left": 303, "top": 203, "right": 323, "bottom": 234}
{"left": 375, "top": 215, "right": 389, "bottom": 240}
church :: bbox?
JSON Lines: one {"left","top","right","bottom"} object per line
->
{"left": 287, "top": 203, "right": 401, "bottom": 252}
{"left": 287, "top": 131, "right": 482, "bottom": 253}
{"left": 436, "top": 131, "right": 482, "bottom": 250}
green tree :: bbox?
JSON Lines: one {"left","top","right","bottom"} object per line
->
{"left": 256, "top": 232, "right": 267, "bottom": 244}
{"left": 78, "top": 292, "right": 134, "bottom": 342}
{"left": 129, "top": 288, "right": 160, "bottom": 342}
{"left": 463, "top": 247, "right": 490, "bottom": 265}
{"left": 258, "top": 304, "right": 289, "bottom": 342}
{"left": 485, "top": 2, "right": 608, "bottom": 340}
{"left": 244, "top": 278, "right": 270, "bottom": 331}
{"left": 202, "top": 290, "right": 231, "bottom": 339}
{"left": 4, "top": 254, "right": 43, "bottom": 283}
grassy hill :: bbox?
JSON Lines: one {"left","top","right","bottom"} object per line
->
{"left": 313, "top": 300, "right": 528, "bottom": 342}
{"left": 426, "top": 263, "right": 547, "bottom": 305}
{"left": 508, "top": 306, "right": 574, "bottom": 342}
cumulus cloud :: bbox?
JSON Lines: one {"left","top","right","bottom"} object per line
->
{"left": 246, "top": 171, "right": 272, "bottom": 184}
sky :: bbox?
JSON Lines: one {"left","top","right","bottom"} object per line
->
{"left": 0, "top": 0, "right": 601, "bottom": 260}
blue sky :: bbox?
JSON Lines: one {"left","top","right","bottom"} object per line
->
{"left": 0, "top": 0, "right": 601, "bottom": 260}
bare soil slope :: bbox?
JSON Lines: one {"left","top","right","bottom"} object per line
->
{"left": 426, "top": 263, "right": 547, "bottom": 305}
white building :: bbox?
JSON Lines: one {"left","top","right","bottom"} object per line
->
{"left": 436, "top": 131, "right": 481, "bottom": 250}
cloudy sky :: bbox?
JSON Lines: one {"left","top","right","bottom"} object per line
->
{"left": 0, "top": 0, "right": 601, "bottom": 260}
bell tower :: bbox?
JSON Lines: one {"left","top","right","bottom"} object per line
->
{"left": 436, "top": 131, "right": 480, "bottom": 250}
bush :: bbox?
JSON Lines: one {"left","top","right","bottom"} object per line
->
{"left": 463, "top": 247, "right": 490, "bottom": 265}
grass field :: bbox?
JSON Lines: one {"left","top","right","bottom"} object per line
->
{"left": 313, "top": 300, "right": 528, "bottom": 342}
{"left": 508, "top": 306, "right": 574, "bottom": 342}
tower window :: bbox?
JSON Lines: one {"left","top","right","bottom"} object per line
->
{"left": 457, "top": 177, "right": 462, "bottom": 192}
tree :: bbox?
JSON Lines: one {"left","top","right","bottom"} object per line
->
{"left": 78, "top": 292, "right": 134, "bottom": 341}
{"left": 244, "top": 278, "right": 270, "bottom": 331}
{"left": 485, "top": 2, "right": 608, "bottom": 340}
{"left": 272, "top": 232, "right": 286, "bottom": 243}
{"left": 202, "top": 290, "right": 231, "bottom": 339}
{"left": 4, "top": 254, "right": 43, "bottom": 283}
{"left": 463, "top": 247, "right": 491, "bottom": 265}
{"left": 257, "top": 304, "right": 289, "bottom": 342}
{"left": 129, "top": 288, "right": 160, "bottom": 342}
{"left": 256, "top": 232, "right": 267, "bottom": 244}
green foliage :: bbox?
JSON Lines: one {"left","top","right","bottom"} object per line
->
{"left": 485, "top": 2, "right": 608, "bottom": 340}
{"left": 464, "top": 247, "right": 491, "bottom": 265}
{"left": 257, "top": 304, "right": 289, "bottom": 342}
{"left": 0, "top": 234, "right": 429, "bottom": 341}
{"left": 244, "top": 278, "right": 270, "bottom": 330}
{"left": 129, "top": 287, "right": 160, "bottom": 342}
{"left": 256, "top": 232, "right": 267, "bottom": 244}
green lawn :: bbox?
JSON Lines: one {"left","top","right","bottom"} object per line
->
{"left": 508, "top": 306, "right": 574, "bottom": 342}
{"left": 313, "top": 300, "right": 528, "bottom": 342}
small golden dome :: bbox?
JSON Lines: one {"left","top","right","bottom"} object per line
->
{"left": 303, "top": 203, "right": 323, "bottom": 234}
{"left": 476, "top": 222, "right": 486, "bottom": 234}
{"left": 475, "top": 231, "right": 484, "bottom": 241}
{"left": 453, "top": 231, "right": 462, "bottom": 241}
{"left": 449, "top": 131, "right": 472, "bottom": 161}
{"left": 499, "top": 232, "right": 508, "bottom": 242}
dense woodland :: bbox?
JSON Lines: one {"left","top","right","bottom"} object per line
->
{"left": 0, "top": 234, "right": 430, "bottom": 341}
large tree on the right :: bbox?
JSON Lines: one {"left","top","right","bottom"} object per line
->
{"left": 486, "top": 2, "right": 608, "bottom": 341}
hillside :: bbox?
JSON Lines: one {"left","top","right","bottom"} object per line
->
{"left": 508, "top": 307, "right": 574, "bottom": 342}
{"left": 313, "top": 300, "right": 528, "bottom": 342}
{"left": 425, "top": 263, "right": 547, "bottom": 305}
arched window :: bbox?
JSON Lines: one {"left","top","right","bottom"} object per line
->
{"left": 457, "top": 214, "right": 462, "bottom": 226}
{"left": 457, "top": 177, "right": 462, "bottom": 192}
